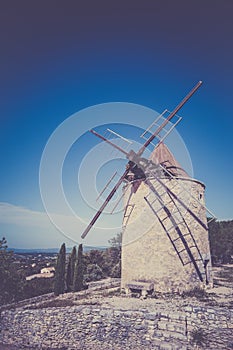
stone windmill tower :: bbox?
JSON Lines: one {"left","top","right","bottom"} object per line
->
{"left": 121, "top": 142, "right": 212, "bottom": 294}
{"left": 81, "top": 81, "right": 214, "bottom": 294}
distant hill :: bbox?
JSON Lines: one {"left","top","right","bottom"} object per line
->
{"left": 9, "top": 246, "right": 108, "bottom": 254}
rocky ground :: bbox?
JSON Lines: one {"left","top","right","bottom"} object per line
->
{"left": 0, "top": 346, "right": 24, "bottom": 350}
{"left": 209, "top": 264, "right": 233, "bottom": 306}
{"left": 24, "top": 263, "right": 232, "bottom": 312}
{"left": 0, "top": 265, "right": 232, "bottom": 349}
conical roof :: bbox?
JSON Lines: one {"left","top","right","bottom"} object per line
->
{"left": 150, "top": 142, "right": 189, "bottom": 178}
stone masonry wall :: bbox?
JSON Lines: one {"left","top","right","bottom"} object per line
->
{"left": 1, "top": 302, "right": 232, "bottom": 350}
{"left": 121, "top": 178, "right": 212, "bottom": 293}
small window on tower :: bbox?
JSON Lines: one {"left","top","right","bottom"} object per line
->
{"left": 199, "top": 193, "right": 203, "bottom": 200}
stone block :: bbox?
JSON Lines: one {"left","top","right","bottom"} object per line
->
{"left": 169, "top": 312, "right": 185, "bottom": 321}
{"left": 153, "top": 330, "right": 163, "bottom": 338}
{"left": 159, "top": 341, "right": 174, "bottom": 349}
{"left": 92, "top": 317, "right": 102, "bottom": 323}
{"left": 82, "top": 308, "right": 91, "bottom": 315}
{"left": 170, "top": 331, "right": 187, "bottom": 341}
{"left": 174, "top": 324, "right": 186, "bottom": 334}
{"left": 119, "top": 320, "right": 132, "bottom": 328}
{"left": 184, "top": 306, "right": 192, "bottom": 313}
{"left": 92, "top": 308, "right": 101, "bottom": 313}
{"left": 121, "top": 310, "right": 135, "bottom": 318}
{"left": 145, "top": 312, "right": 159, "bottom": 321}
{"left": 114, "top": 310, "right": 123, "bottom": 317}
{"left": 207, "top": 308, "right": 215, "bottom": 314}
{"left": 134, "top": 324, "right": 146, "bottom": 331}
{"left": 167, "top": 323, "right": 176, "bottom": 332}
{"left": 207, "top": 313, "right": 216, "bottom": 320}
{"left": 99, "top": 309, "right": 113, "bottom": 317}
{"left": 193, "top": 306, "right": 203, "bottom": 313}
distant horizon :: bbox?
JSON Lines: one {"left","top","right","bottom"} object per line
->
{"left": 9, "top": 244, "right": 109, "bottom": 248}
{"left": 8, "top": 245, "right": 109, "bottom": 253}
{"left": 5, "top": 217, "right": 233, "bottom": 251}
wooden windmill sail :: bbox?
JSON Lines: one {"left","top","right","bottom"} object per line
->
{"left": 81, "top": 81, "right": 214, "bottom": 292}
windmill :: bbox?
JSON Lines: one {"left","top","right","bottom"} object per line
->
{"left": 81, "top": 81, "right": 214, "bottom": 293}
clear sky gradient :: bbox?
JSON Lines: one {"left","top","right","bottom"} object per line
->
{"left": 0, "top": 0, "right": 232, "bottom": 248}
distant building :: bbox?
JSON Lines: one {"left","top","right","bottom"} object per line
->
{"left": 26, "top": 266, "right": 55, "bottom": 281}
{"left": 40, "top": 267, "right": 55, "bottom": 274}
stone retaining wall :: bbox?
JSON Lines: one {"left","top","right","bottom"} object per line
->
{"left": 1, "top": 301, "right": 232, "bottom": 350}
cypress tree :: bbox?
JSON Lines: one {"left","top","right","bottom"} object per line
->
{"left": 0, "top": 237, "right": 24, "bottom": 304}
{"left": 73, "top": 244, "right": 84, "bottom": 292}
{"left": 54, "top": 243, "right": 66, "bottom": 296}
{"left": 66, "top": 246, "right": 76, "bottom": 292}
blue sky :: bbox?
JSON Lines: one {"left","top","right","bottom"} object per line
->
{"left": 0, "top": 1, "right": 232, "bottom": 248}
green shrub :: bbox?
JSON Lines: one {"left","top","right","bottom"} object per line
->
{"left": 182, "top": 286, "right": 209, "bottom": 300}
{"left": 190, "top": 327, "right": 208, "bottom": 347}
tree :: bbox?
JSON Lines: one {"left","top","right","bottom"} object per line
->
{"left": 73, "top": 244, "right": 84, "bottom": 292}
{"left": 209, "top": 219, "right": 233, "bottom": 264}
{"left": 83, "top": 233, "right": 122, "bottom": 281}
{"left": 107, "top": 232, "right": 122, "bottom": 278}
{"left": 24, "top": 277, "right": 54, "bottom": 299}
{"left": 0, "top": 237, "right": 24, "bottom": 305}
{"left": 85, "top": 264, "right": 104, "bottom": 282}
{"left": 54, "top": 243, "right": 66, "bottom": 296}
{"left": 66, "top": 246, "right": 76, "bottom": 292}
{"left": 108, "top": 231, "right": 122, "bottom": 249}
{"left": 110, "top": 260, "right": 121, "bottom": 278}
